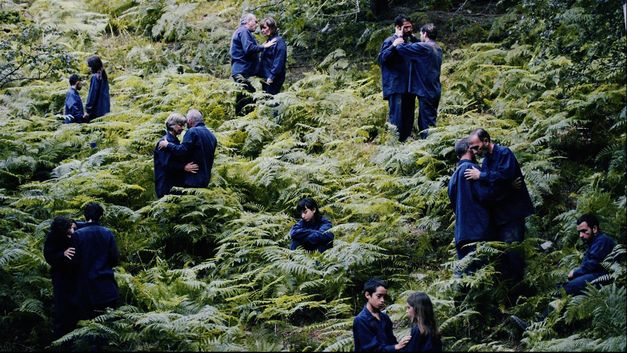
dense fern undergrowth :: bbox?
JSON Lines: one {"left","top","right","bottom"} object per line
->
{"left": 1, "top": 0, "right": 625, "bottom": 351}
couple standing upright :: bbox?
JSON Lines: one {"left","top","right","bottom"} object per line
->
{"left": 378, "top": 15, "right": 443, "bottom": 141}
{"left": 230, "top": 13, "right": 288, "bottom": 115}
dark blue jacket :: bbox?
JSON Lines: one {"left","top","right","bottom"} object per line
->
{"left": 64, "top": 87, "right": 84, "bottom": 121}
{"left": 377, "top": 34, "right": 417, "bottom": 100}
{"left": 394, "top": 40, "right": 442, "bottom": 100}
{"left": 73, "top": 222, "right": 119, "bottom": 314}
{"left": 44, "top": 231, "right": 79, "bottom": 307}
{"left": 85, "top": 73, "right": 110, "bottom": 119}
{"left": 401, "top": 325, "right": 442, "bottom": 352}
{"left": 230, "top": 25, "right": 264, "bottom": 77}
{"left": 448, "top": 159, "right": 493, "bottom": 247}
{"left": 154, "top": 132, "right": 186, "bottom": 198}
{"left": 289, "top": 217, "right": 334, "bottom": 252}
{"left": 572, "top": 233, "right": 616, "bottom": 278}
{"left": 353, "top": 306, "right": 397, "bottom": 352}
{"left": 478, "top": 144, "right": 534, "bottom": 225}
{"left": 258, "top": 34, "right": 287, "bottom": 84}
{"left": 165, "top": 123, "right": 217, "bottom": 188}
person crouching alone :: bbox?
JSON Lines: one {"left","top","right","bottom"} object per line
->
{"left": 289, "top": 197, "right": 334, "bottom": 252}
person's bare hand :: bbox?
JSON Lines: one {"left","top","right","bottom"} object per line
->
{"left": 184, "top": 162, "right": 199, "bottom": 173}
{"left": 158, "top": 140, "right": 169, "bottom": 150}
{"left": 392, "top": 37, "right": 404, "bottom": 47}
{"left": 64, "top": 247, "right": 75, "bottom": 260}
{"left": 263, "top": 38, "right": 277, "bottom": 48}
{"left": 512, "top": 177, "right": 523, "bottom": 190}
{"left": 394, "top": 335, "right": 411, "bottom": 350}
{"left": 568, "top": 270, "right": 574, "bottom": 279}
{"left": 267, "top": 78, "right": 273, "bottom": 84}
{"left": 464, "top": 166, "right": 481, "bottom": 180}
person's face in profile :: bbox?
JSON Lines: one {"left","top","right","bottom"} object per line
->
{"left": 246, "top": 16, "right": 258, "bottom": 31}
{"left": 67, "top": 223, "right": 77, "bottom": 238}
{"left": 75, "top": 80, "right": 82, "bottom": 91}
{"left": 301, "top": 207, "right": 316, "bottom": 222}
{"left": 172, "top": 123, "right": 184, "bottom": 136}
{"left": 260, "top": 24, "right": 272, "bottom": 37}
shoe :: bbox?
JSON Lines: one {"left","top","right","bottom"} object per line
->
{"left": 510, "top": 315, "right": 529, "bottom": 330}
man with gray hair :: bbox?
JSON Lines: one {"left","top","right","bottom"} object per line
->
{"left": 230, "top": 13, "right": 277, "bottom": 115}
{"left": 158, "top": 109, "right": 217, "bottom": 188}
{"left": 154, "top": 113, "right": 199, "bottom": 197}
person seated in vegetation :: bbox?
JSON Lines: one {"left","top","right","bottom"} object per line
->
{"left": 84, "top": 55, "right": 110, "bottom": 121}
{"left": 73, "top": 202, "right": 120, "bottom": 320}
{"left": 153, "top": 113, "right": 199, "bottom": 198}
{"left": 564, "top": 214, "right": 616, "bottom": 295}
{"left": 401, "top": 292, "right": 442, "bottom": 352}
{"left": 391, "top": 23, "right": 442, "bottom": 139}
{"left": 353, "top": 279, "right": 411, "bottom": 352}
{"left": 158, "top": 109, "right": 217, "bottom": 188}
{"left": 448, "top": 137, "right": 492, "bottom": 276}
{"left": 63, "top": 74, "right": 84, "bottom": 124}
{"left": 257, "top": 17, "right": 287, "bottom": 95}
{"left": 378, "top": 14, "right": 418, "bottom": 142}
{"left": 289, "top": 197, "right": 334, "bottom": 252}
{"left": 44, "top": 216, "right": 79, "bottom": 340}
{"left": 230, "top": 13, "right": 276, "bottom": 115}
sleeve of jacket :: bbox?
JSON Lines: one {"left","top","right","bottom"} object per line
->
{"left": 378, "top": 37, "right": 396, "bottom": 66}
{"left": 108, "top": 231, "right": 120, "bottom": 268}
{"left": 241, "top": 31, "right": 263, "bottom": 55}
{"left": 166, "top": 130, "right": 195, "bottom": 156}
{"left": 353, "top": 316, "right": 397, "bottom": 352}
{"left": 304, "top": 218, "right": 334, "bottom": 245}
{"left": 479, "top": 149, "right": 518, "bottom": 185}
{"left": 395, "top": 42, "right": 431, "bottom": 58}
{"left": 290, "top": 220, "right": 313, "bottom": 241}
{"left": 85, "top": 76, "right": 100, "bottom": 116}
{"left": 66, "top": 92, "right": 83, "bottom": 118}
{"left": 572, "top": 237, "right": 616, "bottom": 278}
{"left": 268, "top": 40, "right": 287, "bottom": 81}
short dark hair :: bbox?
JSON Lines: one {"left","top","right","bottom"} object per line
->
{"left": 364, "top": 278, "right": 387, "bottom": 296}
{"left": 84, "top": 202, "right": 104, "bottom": 222}
{"left": 471, "top": 128, "right": 491, "bottom": 143}
{"left": 577, "top": 213, "right": 600, "bottom": 230}
{"left": 260, "top": 17, "right": 278, "bottom": 35}
{"left": 69, "top": 74, "right": 81, "bottom": 86}
{"left": 420, "top": 23, "right": 437, "bottom": 40}
{"left": 455, "top": 137, "right": 470, "bottom": 159}
{"left": 394, "top": 14, "right": 412, "bottom": 27}
{"left": 296, "top": 197, "right": 322, "bottom": 222}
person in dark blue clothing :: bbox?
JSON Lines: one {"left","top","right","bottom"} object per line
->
{"left": 44, "top": 216, "right": 79, "bottom": 340}
{"left": 154, "top": 113, "right": 199, "bottom": 198}
{"left": 230, "top": 13, "right": 277, "bottom": 115}
{"left": 448, "top": 137, "right": 493, "bottom": 276}
{"left": 73, "top": 202, "right": 120, "bottom": 320}
{"left": 257, "top": 17, "right": 287, "bottom": 95}
{"left": 392, "top": 23, "right": 442, "bottom": 139}
{"left": 158, "top": 109, "right": 217, "bottom": 188}
{"left": 378, "top": 15, "right": 417, "bottom": 142}
{"left": 564, "top": 214, "right": 617, "bottom": 295}
{"left": 289, "top": 197, "right": 334, "bottom": 252}
{"left": 401, "top": 292, "right": 442, "bottom": 352}
{"left": 64, "top": 74, "right": 85, "bottom": 123}
{"left": 353, "top": 279, "right": 411, "bottom": 352}
{"left": 84, "top": 55, "right": 110, "bottom": 121}
{"left": 464, "top": 128, "right": 534, "bottom": 303}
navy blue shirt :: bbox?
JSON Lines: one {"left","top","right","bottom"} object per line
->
{"left": 448, "top": 159, "right": 493, "bottom": 247}
{"left": 85, "top": 73, "right": 110, "bottom": 119}
{"left": 165, "top": 123, "right": 217, "bottom": 188}
{"left": 258, "top": 34, "right": 287, "bottom": 83}
{"left": 401, "top": 326, "right": 442, "bottom": 352}
{"left": 353, "top": 306, "right": 398, "bottom": 352}
{"left": 572, "top": 232, "right": 616, "bottom": 278}
{"left": 289, "top": 217, "right": 334, "bottom": 252}
{"left": 394, "top": 39, "right": 442, "bottom": 100}
{"left": 478, "top": 144, "right": 534, "bottom": 225}
{"left": 64, "top": 87, "right": 84, "bottom": 121}
{"left": 73, "top": 222, "right": 119, "bottom": 313}
{"left": 377, "top": 34, "right": 417, "bottom": 100}
{"left": 154, "top": 132, "right": 187, "bottom": 198}
{"left": 230, "top": 25, "right": 264, "bottom": 77}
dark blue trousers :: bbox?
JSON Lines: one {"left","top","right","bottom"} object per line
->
{"left": 564, "top": 272, "right": 606, "bottom": 295}
{"left": 417, "top": 96, "right": 439, "bottom": 139}
{"left": 388, "top": 93, "right": 416, "bottom": 142}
